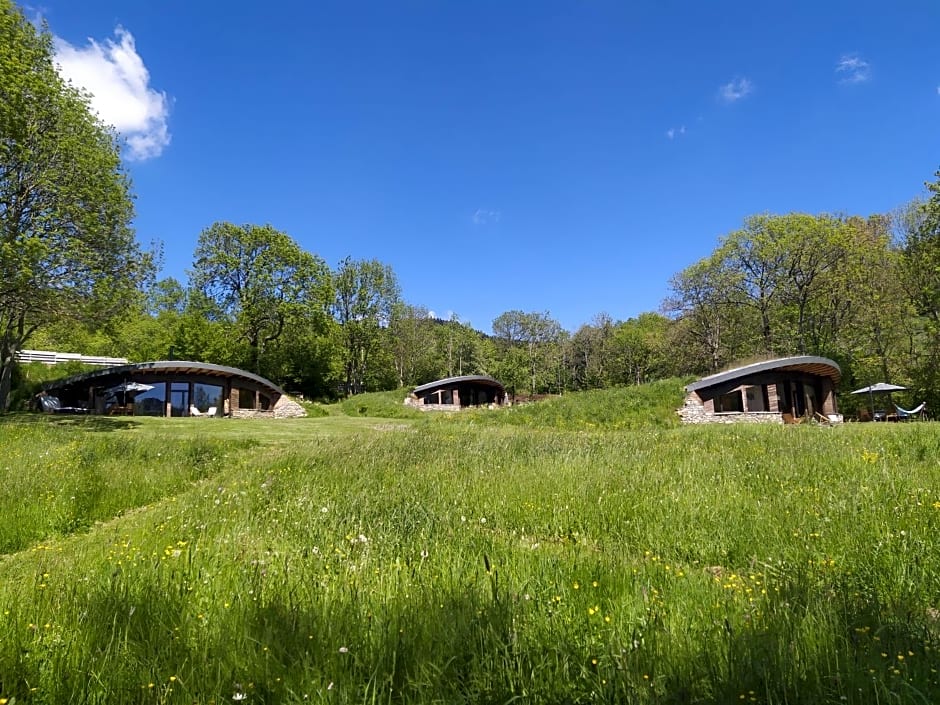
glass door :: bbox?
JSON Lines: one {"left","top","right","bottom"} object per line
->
{"left": 170, "top": 382, "right": 190, "bottom": 417}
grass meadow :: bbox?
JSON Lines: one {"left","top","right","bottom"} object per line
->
{"left": 1, "top": 383, "right": 939, "bottom": 704}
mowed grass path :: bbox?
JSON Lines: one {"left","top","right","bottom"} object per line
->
{"left": 1, "top": 405, "right": 939, "bottom": 704}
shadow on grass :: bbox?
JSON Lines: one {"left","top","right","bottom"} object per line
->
{"left": 5, "top": 569, "right": 939, "bottom": 704}
{"left": 237, "top": 587, "right": 526, "bottom": 703}
{"left": 0, "top": 412, "right": 141, "bottom": 431}
{"left": 232, "top": 576, "right": 940, "bottom": 705}
{"left": 661, "top": 576, "right": 940, "bottom": 705}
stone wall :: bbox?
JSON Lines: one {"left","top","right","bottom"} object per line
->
{"left": 404, "top": 395, "right": 462, "bottom": 412}
{"left": 415, "top": 403, "right": 463, "bottom": 412}
{"left": 230, "top": 409, "right": 274, "bottom": 419}
{"left": 678, "top": 392, "right": 784, "bottom": 425}
{"left": 230, "top": 395, "right": 306, "bottom": 419}
{"left": 404, "top": 395, "right": 503, "bottom": 412}
{"left": 273, "top": 396, "right": 306, "bottom": 418}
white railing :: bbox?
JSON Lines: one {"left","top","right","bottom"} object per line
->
{"left": 15, "top": 349, "right": 129, "bottom": 367}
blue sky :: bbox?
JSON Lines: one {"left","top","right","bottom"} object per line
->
{"left": 38, "top": 0, "right": 940, "bottom": 332}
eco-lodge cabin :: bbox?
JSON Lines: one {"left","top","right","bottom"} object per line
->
{"left": 405, "top": 375, "right": 507, "bottom": 410}
{"left": 38, "top": 361, "right": 305, "bottom": 418}
{"left": 678, "top": 356, "right": 842, "bottom": 424}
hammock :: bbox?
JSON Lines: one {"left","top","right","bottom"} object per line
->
{"left": 894, "top": 402, "right": 926, "bottom": 418}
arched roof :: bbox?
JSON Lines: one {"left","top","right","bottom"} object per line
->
{"left": 43, "top": 361, "right": 285, "bottom": 397}
{"left": 412, "top": 375, "right": 505, "bottom": 396}
{"left": 686, "top": 356, "right": 841, "bottom": 393}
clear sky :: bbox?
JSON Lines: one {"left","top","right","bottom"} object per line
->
{"left": 36, "top": 0, "right": 940, "bottom": 333}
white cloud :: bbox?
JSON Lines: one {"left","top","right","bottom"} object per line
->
{"left": 666, "top": 125, "right": 686, "bottom": 140}
{"left": 53, "top": 27, "right": 170, "bottom": 160}
{"left": 719, "top": 77, "right": 753, "bottom": 103}
{"left": 472, "top": 208, "right": 501, "bottom": 225}
{"left": 836, "top": 54, "right": 871, "bottom": 84}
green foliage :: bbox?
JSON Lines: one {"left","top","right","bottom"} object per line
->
{"left": 7, "top": 361, "right": 98, "bottom": 411}
{"left": 458, "top": 377, "right": 688, "bottom": 430}
{"left": 387, "top": 303, "right": 442, "bottom": 387}
{"left": 715, "top": 212, "right": 857, "bottom": 355}
{"left": 492, "top": 309, "right": 564, "bottom": 395}
{"left": 432, "top": 315, "right": 491, "bottom": 380}
{"left": 298, "top": 400, "right": 329, "bottom": 418}
{"left": 333, "top": 258, "right": 401, "bottom": 395}
{"left": 2, "top": 418, "right": 940, "bottom": 703}
{"left": 191, "top": 222, "right": 333, "bottom": 374}
{"left": 667, "top": 211, "right": 916, "bottom": 395}
{"left": 569, "top": 313, "right": 676, "bottom": 389}
{"left": 666, "top": 255, "right": 744, "bottom": 372}
{"left": 0, "top": 0, "right": 150, "bottom": 410}
{"left": 898, "top": 170, "right": 940, "bottom": 406}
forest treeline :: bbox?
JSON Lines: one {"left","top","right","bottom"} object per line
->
{"left": 21, "top": 175, "right": 940, "bottom": 414}
{"left": 3, "top": 0, "right": 940, "bottom": 412}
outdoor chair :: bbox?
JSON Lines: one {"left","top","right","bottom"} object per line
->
{"left": 206, "top": 406, "right": 218, "bottom": 417}
{"left": 189, "top": 405, "right": 203, "bottom": 416}
{"left": 894, "top": 402, "right": 926, "bottom": 421}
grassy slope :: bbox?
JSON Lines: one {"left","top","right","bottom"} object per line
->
{"left": 459, "top": 378, "right": 688, "bottom": 430}
{"left": 338, "top": 390, "right": 425, "bottom": 419}
{"left": 331, "top": 379, "right": 689, "bottom": 429}
{"left": 1, "top": 393, "right": 939, "bottom": 703}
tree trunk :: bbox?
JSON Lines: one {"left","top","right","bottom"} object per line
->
{"left": 761, "top": 309, "right": 773, "bottom": 353}
{"left": 0, "top": 352, "right": 13, "bottom": 413}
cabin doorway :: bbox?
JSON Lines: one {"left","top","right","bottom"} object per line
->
{"left": 170, "top": 382, "right": 190, "bottom": 417}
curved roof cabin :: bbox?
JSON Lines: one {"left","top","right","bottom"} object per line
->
{"left": 40, "top": 361, "right": 302, "bottom": 418}
{"left": 679, "top": 356, "right": 841, "bottom": 424}
{"left": 406, "top": 375, "right": 507, "bottom": 410}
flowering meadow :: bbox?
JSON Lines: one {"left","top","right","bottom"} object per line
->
{"left": 1, "top": 396, "right": 939, "bottom": 704}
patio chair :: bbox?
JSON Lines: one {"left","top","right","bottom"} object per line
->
{"left": 206, "top": 406, "right": 218, "bottom": 417}
{"left": 189, "top": 405, "right": 203, "bottom": 417}
{"left": 894, "top": 402, "right": 926, "bottom": 421}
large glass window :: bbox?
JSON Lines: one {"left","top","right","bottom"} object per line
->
{"left": 715, "top": 389, "right": 744, "bottom": 413}
{"left": 744, "top": 385, "right": 768, "bottom": 412}
{"left": 134, "top": 383, "right": 166, "bottom": 417}
{"left": 193, "top": 384, "right": 223, "bottom": 416}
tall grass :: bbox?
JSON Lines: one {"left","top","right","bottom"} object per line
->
{"left": 1, "top": 415, "right": 939, "bottom": 703}
{"left": 457, "top": 377, "right": 688, "bottom": 430}
{"left": 0, "top": 418, "right": 251, "bottom": 554}
{"left": 338, "top": 390, "right": 424, "bottom": 419}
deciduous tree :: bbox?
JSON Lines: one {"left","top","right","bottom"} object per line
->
{"left": 492, "top": 310, "right": 563, "bottom": 395}
{"left": 0, "top": 1, "right": 150, "bottom": 410}
{"left": 190, "top": 222, "right": 332, "bottom": 375}
{"left": 333, "top": 258, "right": 400, "bottom": 395}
